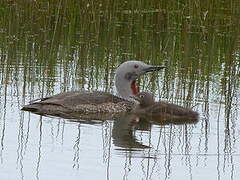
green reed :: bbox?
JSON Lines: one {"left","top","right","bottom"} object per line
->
{"left": 0, "top": 0, "right": 239, "bottom": 106}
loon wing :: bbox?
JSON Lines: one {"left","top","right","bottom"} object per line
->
{"left": 21, "top": 91, "right": 132, "bottom": 115}
{"left": 35, "top": 91, "right": 125, "bottom": 106}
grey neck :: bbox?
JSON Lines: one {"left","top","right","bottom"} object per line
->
{"left": 115, "top": 73, "right": 133, "bottom": 100}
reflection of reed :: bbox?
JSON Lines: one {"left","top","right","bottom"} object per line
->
{"left": 102, "top": 121, "right": 112, "bottom": 163}
{"left": 117, "top": 123, "right": 200, "bottom": 179}
{"left": 0, "top": 84, "right": 7, "bottom": 163}
{"left": 36, "top": 117, "right": 43, "bottom": 180}
{"left": 16, "top": 112, "right": 25, "bottom": 180}
{"left": 101, "top": 121, "right": 112, "bottom": 180}
{"left": 222, "top": 60, "right": 239, "bottom": 176}
{"left": 73, "top": 124, "right": 81, "bottom": 169}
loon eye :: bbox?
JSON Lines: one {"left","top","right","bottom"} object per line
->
{"left": 139, "top": 94, "right": 144, "bottom": 98}
{"left": 134, "top": 64, "right": 139, "bottom": 69}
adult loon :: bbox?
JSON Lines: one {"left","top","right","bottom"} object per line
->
{"left": 22, "top": 61, "right": 165, "bottom": 116}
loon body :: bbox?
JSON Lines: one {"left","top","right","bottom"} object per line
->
{"left": 131, "top": 92, "right": 199, "bottom": 121}
{"left": 22, "top": 61, "right": 165, "bottom": 116}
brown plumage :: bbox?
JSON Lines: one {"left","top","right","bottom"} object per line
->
{"left": 131, "top": 92, "right": 199, "bottom": 123}
{"left": 22, "top": 91, "right": 134, "bottom": 116}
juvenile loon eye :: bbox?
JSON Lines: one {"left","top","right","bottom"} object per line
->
{"left": 134, "top": 64, "right": 139, "bottom": 69}
{"left": 139, "top": 94, "right": 144, "bottom": 98}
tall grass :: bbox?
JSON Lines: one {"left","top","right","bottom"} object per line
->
{"left": 0, "top": 0, "right": 239, "bottom": 105}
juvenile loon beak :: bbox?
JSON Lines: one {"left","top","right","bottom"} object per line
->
{"left": 143, "top": 65, "right": 166, "bottom": 73}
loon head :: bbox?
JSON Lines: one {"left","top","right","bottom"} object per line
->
{"left": 131, "top": 92, "right": 155, "bottom": 107}
{"left": 115, "top": 61, "right": 165, "bottom": 100}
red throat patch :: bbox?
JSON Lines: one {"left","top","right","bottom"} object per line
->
{"left": 131, "top": 80, "right": 139, "bottom": 95}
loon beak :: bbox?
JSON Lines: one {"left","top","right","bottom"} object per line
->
{"left": 143, "top": 65, "right": 166, "bottom": 73}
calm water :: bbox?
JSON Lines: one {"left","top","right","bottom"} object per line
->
{"left": 0, "top": 1, "right": 240, "bottom": 180}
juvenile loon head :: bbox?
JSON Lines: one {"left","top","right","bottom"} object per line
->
{"left": 131, "top": 92, "right": 155, "bottom": 107}
{"left": 115, "top": 61, "right": 165, "bottom": 100}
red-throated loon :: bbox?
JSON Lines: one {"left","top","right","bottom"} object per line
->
{"left": 131, "top": 92, "right": 199, "bottom": 121}
{"left": 22, "top": 61, "right": 165, "bottom": 116}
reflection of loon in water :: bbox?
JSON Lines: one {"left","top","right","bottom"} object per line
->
{"left": 68, "top": 112, "right": 199, "bottom": 151}
{"left": 102, "top": 97, "right": 199, "bottom": 155}
{"left": 22, "top": 61, "right": 165, "bottom": 116}
{"left": 131, "top": 92, "right": 199, "bottom": 123}
{"left": 112, "top": 114, "right": 151, "bottom": 150}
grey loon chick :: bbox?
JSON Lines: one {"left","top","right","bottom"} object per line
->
{"left": 131, "top": 92, "right": 199, "bottom": 120}
{"left": 22, "top": 61, "right": 165, "bottom": 116}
